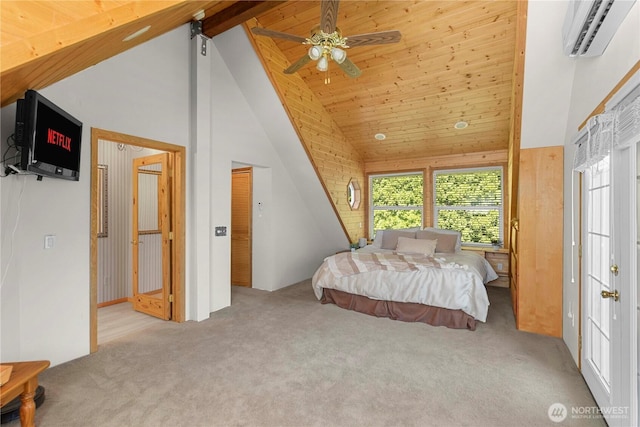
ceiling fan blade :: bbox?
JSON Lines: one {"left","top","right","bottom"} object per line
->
{"left": 320, "top": 0, "right": 340, "bottom": 34}
{"left": 251, "top": 27, "right": 307, "bottom": 44}
{"left": 337, "top": 57, "right": 361, "bottom": 78}
{"left": 284, "top": 55, "right": 312, "bottom": 74}
{"left": 346, "top": 30, "right": 402, "bottom": 47}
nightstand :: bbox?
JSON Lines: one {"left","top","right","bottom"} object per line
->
{"left": 461, "top": 247, "right": 509, "bottom": 287}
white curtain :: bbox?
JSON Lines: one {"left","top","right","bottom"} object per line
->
{"left": 614, "top": 89, "right": 640, "bottom": 150}
{"left": 573, "top": 73, "right": 640, "bottom": 171}
{"left": 573, "top": 112, "right": 615, "bottom": 172}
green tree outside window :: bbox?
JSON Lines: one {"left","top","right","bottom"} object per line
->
{"left": 370, "top": 174, "right": 423, "bottom": 235}
{"left": 369, "top": 168, "right": 503, "bottom": 245}
{"left": 434, "top": 168, "right": 503, "bottom": 244}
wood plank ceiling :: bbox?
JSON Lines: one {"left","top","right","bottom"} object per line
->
{"left": 0, "top": 1, "right": 282, "bottom": 106}
{"left": 1, "top": 1, "right": 518, "bottom": 164}
{"left": 247, "top": 1, "right": 518, "bottom": 162}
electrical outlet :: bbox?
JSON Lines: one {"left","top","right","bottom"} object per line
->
{"left": 497, "top": 263, "right": 503, "bottom": 271}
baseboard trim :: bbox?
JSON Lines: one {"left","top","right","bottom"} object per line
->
{"left": 97, "top": 297, "right": 129, "bottom": 308}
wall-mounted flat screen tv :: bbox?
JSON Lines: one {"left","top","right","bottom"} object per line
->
{"left": 15, "top": 89, "right": 82, "bottom": 181}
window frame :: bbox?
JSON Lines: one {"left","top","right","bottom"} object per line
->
{"left": 432, "top": 165, "right": 504, "bottom": 247}
{"left": 368, "top": 171, "right": 424, "bottom": 238}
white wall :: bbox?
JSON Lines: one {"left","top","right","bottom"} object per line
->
{"left": 1, "top": 23, "right": 348, "bottom": 367}
{"left": 211, "top": 26, "right": 349, "bottom": 293}
{"left": 521, "top": 1, "right": 577, "bottom": 150}
{"left": 0, "top": 26, "right": 192, "bottom": 366}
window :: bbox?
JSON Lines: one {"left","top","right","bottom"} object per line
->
{"left": 433, "top": 167, "right": 503, "bottom": 245}
{"left": 369, "top": 172, "right": 423, "bottom": 236}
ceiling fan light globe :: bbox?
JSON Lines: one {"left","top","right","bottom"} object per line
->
{"left": 317, "top": 56, "right": 329, "bottom": 72}
{"left": 331, "top": 47, "right": 346, "bottom": 64}
{"left": 308, "top": 46, "right": 322, "bottom": 60}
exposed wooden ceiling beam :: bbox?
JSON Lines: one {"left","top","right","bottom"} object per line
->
{"left": 1, "top": 1, "right": 220, "bottom": 107}
{"left": 202, "top": 1, "right": 287, "bottom": 38}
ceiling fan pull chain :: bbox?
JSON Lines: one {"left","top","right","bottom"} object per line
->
{"left": 325, "top": 70, "right": 330, "bottom": 85}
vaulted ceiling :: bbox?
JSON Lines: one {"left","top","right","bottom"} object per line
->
{"left": 1, "top": 1, "right": 519, "bottom": 163}
{"left": 249, "top": 1, "right": 518, "bottom": 162}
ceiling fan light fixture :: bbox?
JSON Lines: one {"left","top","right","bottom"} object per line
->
{"left": 308, "top": 45, "right": 322, "bottom": 60}
{"left": 251, "top": 0, "right": 401, "bottom": 80}
{"left": 317, "top": 55, "right": 329, "bottom": 72}
{"left": 331, "top": 47, "right": 346, "bottom": 64}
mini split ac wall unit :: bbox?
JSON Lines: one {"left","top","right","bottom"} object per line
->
{"left": 562, "top": 0, "right": 636, "bottom": 57}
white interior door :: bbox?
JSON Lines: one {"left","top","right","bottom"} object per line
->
{"left": 581, "top": 146, "right": 636, "bottom": 426}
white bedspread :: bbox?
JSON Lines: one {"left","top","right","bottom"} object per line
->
{"left": 312, "top": 248, "right": 497, "bottom": 322}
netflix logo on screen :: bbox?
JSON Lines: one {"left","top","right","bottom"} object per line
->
{"left": 47, "top": 128, "right": 72, "bottom": 152}
{"left": 33, "top": 100, "right": 81, "bottom": 171}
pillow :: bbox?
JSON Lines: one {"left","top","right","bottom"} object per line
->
{"left": 381, "top": 230, "right": 417, "bottom": 250}
{"left": 421, "top": 227, "right": 462, "bottom": 252}
{"left": 372, "top": 230, "right": 384, "bottom": 248}
{"left": 396, "top": 236, "right": 437, "bottom": 256}
{"left": 416, "top": 230, "right": 458, "bottom": 253}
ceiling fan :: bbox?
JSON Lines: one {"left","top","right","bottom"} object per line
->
{"left": 251, "top": 0, "right": 402, "bottom": 80}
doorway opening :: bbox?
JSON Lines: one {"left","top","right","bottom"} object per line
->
{"left": 90, "top": 128, "right": 185, "bottom": 352}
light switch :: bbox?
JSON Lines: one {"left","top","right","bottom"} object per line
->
{"left": 215, "top": 226, "right": 227, "bottom": 237}
{"left": 44, "top": 235, "right": 56, "bottom": 249}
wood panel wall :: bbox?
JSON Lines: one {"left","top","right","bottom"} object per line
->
{"left": 244, "top": 19, "right": 365, "bottom": 244}
{"left": 516, "top": 146, "right": 563, "bottom": 337}
{"left": 365, "top": 149, "right": 509, "bottom": 239}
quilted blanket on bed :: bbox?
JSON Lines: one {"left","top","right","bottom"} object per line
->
{"left": 324, "top": 251, "right": 472, "bottom": 275}
{"left": 311, "top": 251, "right": 494, "bottom": 322}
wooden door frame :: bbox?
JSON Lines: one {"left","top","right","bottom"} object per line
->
{"left": 90, "top": 128, "right": 186, "bottom": 353}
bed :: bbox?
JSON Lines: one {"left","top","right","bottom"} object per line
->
{"left": 311, "top": 228, "right": 498, "bottom": 330}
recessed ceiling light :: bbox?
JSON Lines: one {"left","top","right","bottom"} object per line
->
{"left": 454, "top": 121, "right": 468, "bottom": 129}
{"left": 374, "top": 133, "right": 386, "bottom": 140}
{"left": 123, "top": 25, "right": 151, "bottom": 42}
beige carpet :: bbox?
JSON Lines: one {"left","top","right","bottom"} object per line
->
{"left": 7, "top": 280, "right": 604, "bottom": 427}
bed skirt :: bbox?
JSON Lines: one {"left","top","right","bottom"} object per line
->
{"left": 321, "top": 288, "right": 478, "bottom": 330}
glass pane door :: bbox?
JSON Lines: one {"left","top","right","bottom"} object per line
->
{"left": 583, "top": 157, "right": 612, "bottom": 400}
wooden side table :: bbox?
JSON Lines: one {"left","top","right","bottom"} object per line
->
{"left": 461, "top": 247, "right": 509, "bottom": 287}
{"left": 0, "top": 360, "right": 50, "bottom": 427}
